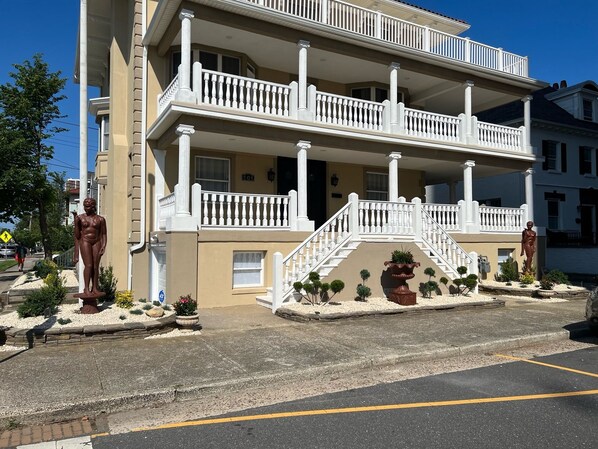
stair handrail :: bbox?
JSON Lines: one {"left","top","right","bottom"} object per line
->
{"left": 420, "top": 208, "right": 474, "bottom": 277}
{"left": 280, "top": 201, "right": 353, "bottom": 297}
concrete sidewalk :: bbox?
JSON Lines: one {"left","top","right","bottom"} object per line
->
{"left": 0, "top": 296, "right": 593, "bottom": 431}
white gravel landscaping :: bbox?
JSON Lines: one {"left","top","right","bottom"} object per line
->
{"left": 9, "top": 270, "right": 78, "bottom": 291}
{"left": 0, "top": 301, "right": 174, "bottom": 331}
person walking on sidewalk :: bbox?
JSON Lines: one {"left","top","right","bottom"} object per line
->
{"left": 15, "top": 242, "right": 27, "bottom": 272}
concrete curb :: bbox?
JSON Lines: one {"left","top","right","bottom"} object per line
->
{"left": 2, "top": 325, "right": 592, "bottom": 427}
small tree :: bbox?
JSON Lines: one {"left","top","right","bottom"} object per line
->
{"left": 496, "top": 257, "right": 519, "bottom": 282}
{"left": 453, "top": 266, "right": 478, "bottom": 296}
{"left": 422, "top": 267, "right": 438, "bottom": 298}
{"left": 293, "top": 272, "right": 345, "bottom": 306}
{"left": 356, "top": 269, "right": 371, "bottom": 302}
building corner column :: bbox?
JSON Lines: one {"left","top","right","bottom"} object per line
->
{"left": 388, "top": 62, "right": 400, "bottom": 132}
{"left": 464, "top": 80, "right": 474, "bottom": 143}
{"left": 296, "top": 140, "right": 313, "bottom": 231}
{"left": 297, "top": 40, "right": 311, "bottom": 121}
{"left": 387, "top": 152, "right": 401, "bottom": 202}
{"left": 462, "top": 160, "right": 475, "bottom": 231}
{"left": 523, "top": 168, "right": 534, "bottom": 224}
{"left": 176, "top": 9, "right": 195, "bottom": 102}
{"left": 522, "top": 95, "right": 533, "bottom": 151}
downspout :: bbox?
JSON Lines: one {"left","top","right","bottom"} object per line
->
{"left": 128, "top": 0, "right": 147, "bottom": 289}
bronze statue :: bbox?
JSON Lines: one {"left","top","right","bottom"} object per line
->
{"left": 520, "top": 220, "right": 536, "bottom": 275}
{"left": 73, "top": 197, "right": 107, "bottom": 313}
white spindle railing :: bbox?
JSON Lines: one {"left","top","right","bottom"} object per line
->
{"left": 479, "top": 206, "right": 526, "bottom": 232}
{"left": 404, "top": 108, "right": 462, "bottom": 141}
{"left": 421, "top": 209, "right": 473, "bottom": 276}
{"left": 202, "top": 70, "right": 291, "bottom": 117}
{"left": 315, "top": 92, "right": 385, "bottom": 130}
{"left": 158, "top": 192, "right": 176, "bottom": 230}
{"left": 158, "top": 74, "right": 179, "bottom": 114}
{"left": 200, "top": 191, "right": 291, "bottom": 229}
{"left": 423, "top": 203, "right": 461, "bottom": 231}
{"left": 281, "top": 202, "right": 352, "bottom": 296}
{"left": 358, "top": 200, "right": 414, "bottom": 235}
{"left": 477, "top": 121, "right": 523, "bottom": 152}
{"left": 245, "top": 0, "right": 528, "bottom": 77}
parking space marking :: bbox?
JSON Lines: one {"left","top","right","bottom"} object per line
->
{"left": 494, "top": 353, "right": 598, "bottom": 378}
{"left": 132, "top": 389, "right": 598, "bottom": 432}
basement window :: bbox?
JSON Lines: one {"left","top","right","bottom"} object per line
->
{"left": 233, "top": 251, "right": 264, "bottom": 288}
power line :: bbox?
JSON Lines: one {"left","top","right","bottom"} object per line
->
{"left": 54, "top": 119, "right": 98, "bottom": 132}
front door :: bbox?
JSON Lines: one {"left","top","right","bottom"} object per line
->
{"left": 277, "top": 156, "right": 327, "bottom": 228}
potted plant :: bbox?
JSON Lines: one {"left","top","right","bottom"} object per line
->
{"left": 173, "top": 294, "right": 199, "bottom": 328}
{"left": 384, "top": 249, "right": 420, "bottom": 305}
{"left": 536, "top": 276, "right": 555, "bottom": 298}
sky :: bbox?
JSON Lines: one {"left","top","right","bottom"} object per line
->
{"left": 0, "top": 0, "right": 597, "bottom": 229}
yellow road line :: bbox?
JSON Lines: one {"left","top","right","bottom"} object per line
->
{"left": 494, "top": 353, "right": 598, "bottom": 378}
{"left": 132, "top": 389, "right": 598, "bottom": 432}
{"left": 91, "top": 432, "right": 110, "bottom": 438}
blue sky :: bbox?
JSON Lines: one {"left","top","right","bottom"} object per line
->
{"left": 0, "top": 0, "right": 596, "bottom": 229}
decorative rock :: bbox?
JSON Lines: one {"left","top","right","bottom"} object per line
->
{"left": 146, "top": 307, "right": 165, "bottom": 318}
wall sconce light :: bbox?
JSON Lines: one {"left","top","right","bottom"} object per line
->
{"left": 330, "top": 173, "right": 339, "bottom": 187}
{"left": 267, "top": 168, "right": 276, "bottom": 182}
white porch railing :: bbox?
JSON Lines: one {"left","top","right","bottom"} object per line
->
{"left": 315, "top": 92, "right": 385, "bottom": 130}
{"left": 423, "top": 203, "right": 462, "bottom": 231}
{"left": 403, "top": 107, "right": 462, "bottom": 142}
{"left": 479, "top": 205, "right": 527, "bottom": 232}
{"left": 477, "top": 120, "right": 524, "bottom": 151}
{"left": 202, "top": 69, "right": 292, "bottom": 117}
{"left": 200, "top": 190, "right": 293, "bottom": 229}
{"left": 157, "top": 192, "right": 176, "bottom": 230}
{"left": 246, "top": 0, "right": 528, "bottom": 77}
{"left": 157, "top": 74, "right": 179, "bottom": 114}
{"left": 358, "top": 199, "right": 414, "bottom": 235}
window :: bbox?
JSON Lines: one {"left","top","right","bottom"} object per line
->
{"left": 497, "top": 249, "right": 514, "bottom": 265}
{"left": 100, "top": 116, "right": 110, "bottom": 152}
{"left": 366, "top": 172, "right": 388, "bottom": 201}
{"left": 583, "top": 99, "right": 593, "bottom": 121}
{"left": 542, "top": 140, "right": 566, "bottom": 172}
{"left": 195, "top": 157, "right": 230, "bottom": 192}
{"left": 547, "top": 199, "right": 560, "bottom": 229}
{"left": 579, "top": 146, "right": 594, "bottom": 175}
{"left": 171, "top": 50, "right": 242, "bottom": 81}
{"left": 233, "top": 252, "right": 264, "bottom": 288}
{"left": 479, "top": 198, "right": 502, "bottom": 207}
{"left": 351, "top": 87, "right": 391, "bottom": 103}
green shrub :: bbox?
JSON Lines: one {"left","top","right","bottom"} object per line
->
{"left": 119, "top": 314, "right": 127, "bottom": 320}
{"left": 129, "top": 309, "right": 143, "bottom": 315}
{"left": 496, "top": 257, "right": 519, "bottom": 282}
{"left": 293, "top": 272, "right": 345, "bottom": 305}
{"left": 57, "top": 318, "right": 72, "bottom": 325}
{"left": 452, "top": 266, "right": 478, "bottom": 296}
{"left": 356, "top": 269, "right": 371, "bottom": 301}
{"left": 544, "top": 269, "right": 569, "bottom": 285}
{"left": 142, "top": 303, "right": 153, "bottom": 310}
{"left": 138, "top": 298, "right": 147, "bottom": 303}
{"left": 520, "top": 273, "right": 535, "bottom": 285}
{"left": 115, "top": 290, "right": 134, "bottom": 309}
{"left": 17, "top": 272, "right": 66, "bottom": 318}
{"left": 98, "top": 265, "right": 118, "bottom": 302}
{"left": 391, "top": 249, "right": 414, "bottom": 264}
{"left": 539, "top": 276, "right": 555, "bottom": 290}
{"left": 33, "top": 259, "right": 59, "bottom": 279}
{"left": 422, "top": 267, "right": 438, "bottom": 298}
{"left": 153, "top": 300, "right": 161, "bottom": 307}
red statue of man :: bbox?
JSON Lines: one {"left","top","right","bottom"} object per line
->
{"left": 520, "top": 220, "right": 536, "bottom": 275}
{"left": 73, "top": 197, "right": 107, "bottom": 298}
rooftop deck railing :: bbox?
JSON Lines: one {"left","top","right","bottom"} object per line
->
{"left": 246, "top": 0, "right": 528, "bottom": 77}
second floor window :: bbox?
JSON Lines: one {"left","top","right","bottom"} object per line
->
{"left": 542, "top": 140, "right": 567, "bottom": 172}
{"left": 579, "top": 146, "right": 595, "bottom": 175}
{"left": 351, "top": 87, "right": 389, "bottom": 103}
{"left": 583, "top": 99, "right": 593, "bottom": 121}
{"left": 171, "top": 50, "right": 241, "bottom": 80}
{"left": 195, "top": 156, "right": 230, "bottom": 192}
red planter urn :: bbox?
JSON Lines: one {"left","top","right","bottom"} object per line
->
{"left": 384, "top": 261, "right": 421, "bottom": 306}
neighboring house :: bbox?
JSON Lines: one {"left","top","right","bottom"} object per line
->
{"left": 433, "top": 81, "right": 598, "bottom": 277}
{"left": 64, "top": 175, "right": 98, "bottom": 225}
{"left": 76, "top": 0, "right": 545, "bottom": 310}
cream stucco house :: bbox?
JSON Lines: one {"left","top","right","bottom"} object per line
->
{"left": 77, "top": 0, "right": 546, "bottom": 311}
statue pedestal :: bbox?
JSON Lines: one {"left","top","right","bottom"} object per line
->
{"left": 74, "top": 291, "right": 106, "bottom": 314}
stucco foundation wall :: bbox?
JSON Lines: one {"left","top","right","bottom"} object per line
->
{"left": 196, "top": 231, "right": 311, "bottom": 308}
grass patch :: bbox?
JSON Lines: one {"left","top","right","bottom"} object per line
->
{"left": 0, "top": 260, "right": 18, "bottom": 272}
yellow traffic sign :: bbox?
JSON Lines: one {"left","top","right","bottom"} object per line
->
{"left": 0, "top": 230, "right": 12, "bottom": 243}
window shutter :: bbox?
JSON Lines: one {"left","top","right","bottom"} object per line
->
{"left": 579, "top": 147, "right": 584, "bottom": 174}
{"left": 560, "top": 143, "right": 567, "bottom": 172}
{"left": 541, "top": 141, "right": 548, "bottom": 170}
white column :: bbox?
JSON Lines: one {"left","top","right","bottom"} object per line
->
{"left": 176, "top": 9, "right": 195, "bottom": 102}
{"left": 154, "top": 149, "right": 166, "bottom": 230}
{"left": 464, "top": 80, "right": 474, "bottom": 141}
{"left": 522, "top": 95, "right": 532, "bottom": 150}
{"left": 296, "top": 140, "right": 311, "bottom": 229}
{"left": 176, "top": 125, "right": 195, "bottom": 216}
{"left": 389, "top": 62, "right": 400, "bottom": 132}
{"left": 462, "top": 160, "right": 475, "bottom": 229}
{"left": 297, "top": 40, "right": 310, "bottom": 119}
{"left": 387, "top": 152, "right": 401, "bottom": 202}
{"left": 524, "top": 168, "right": 534, "bottom": 223}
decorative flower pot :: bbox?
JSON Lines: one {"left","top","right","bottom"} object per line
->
{"left": 536, "top": 289, "right": 555, "bottom": 298}
{"left": 384, "top": 261, "right": 421, "bottom": 306}
{"left": 175, "top": 314, "right": 199, "bottom": 328}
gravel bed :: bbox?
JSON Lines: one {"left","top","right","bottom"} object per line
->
{"left": 10, "top": 270, "right": 78, "bottom": 291}
{"left": 282, "top": 294, "right": 497, "bottom": 315}
{"left": 480, "top": 279, "right": 586, "bottom": 292}
{"left": 0, "top": 301, "right": 175, "bottom": 331}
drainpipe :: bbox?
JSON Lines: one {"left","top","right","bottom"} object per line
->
{"left": 128, "top": 0, "right": 148, "bottom": 289}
